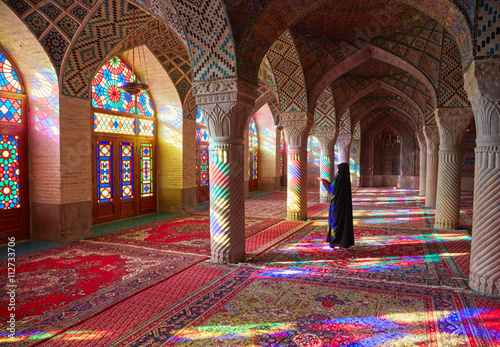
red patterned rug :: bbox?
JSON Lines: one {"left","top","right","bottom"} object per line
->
{"left": 246, "top": 221, "right": 311, "bottom": 255}
{"left": 0, "top": 242, "right": 205, "bottom": 346}
{"left": 109, "top": 268, "right": 500, "bottom": 346}
{"left": 37, "top": 263, "right": 236, "bottom": 347}
{"left": 248, "top": 224, "right": 467, "bottom": 288}
{"left": 432, "top": 229, "right": 471, "bottom": 277}
{"left": 90, "top": 214, "right": 280, "bottom": 255}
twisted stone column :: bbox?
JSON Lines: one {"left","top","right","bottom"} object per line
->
{"left": 416, "top": 131, "right": 427, "bottom": 196}
{"left": 193, "top": 79, "right": 256, "bottom": 263}
{"left": 282, "top": 112, "right": 313, "bottom": 220}
{"left": 337, "top": 133, "right": 352, "bottom": 164}
{"left": 316, "top": 126, "right": 337, "bottom": 203}
{"left": 423, "top": 125, "right": 440, "bottom": 208}
{"left": 434, "top": 108, "right": 473, "bottom": 230}
{"left": 464, "top": 59, "right": 500, "bottom": 294}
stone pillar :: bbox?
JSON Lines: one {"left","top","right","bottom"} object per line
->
{"left": 434, "top": 108, "right": 473, "bottom": 230}
{"left": 281, "top": 112, "right": 313, "bottom": 220}
{"left": 337, "top": 133, "right": 352, "bottom": 164}
{"left": 193, "top": 79, "right": 256, "bottom": 263}
{"left": 416, "top": 131, "right": 427, "bottom": 196}
{"left": 464, "top": 59, "right": 500, "bottom": 294}
{"left": 316, "top": 126, "right": 337, "bottom": 203}
{"left": 423, "top": 125, "right": 440, "bottom": 208}
{"left": 350, "top": 139, "right": 361, "bottom": 188}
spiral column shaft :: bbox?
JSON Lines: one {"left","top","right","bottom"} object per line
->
{"left": 424, "top": 125, "right": 440, "bottom": 208}
{"left": 287, "top": 147, "right": 308, "bottom": 220}
{"left": 434, "top": 108, "right": 473, "bottom": 230}
{"left": 320, "top": 150, "right": 334, "bottom": 203}
{"left": 464, "top": 59, "right": 500, "bottom": 294}
{"left": 417, "top": 131, "right": 427, "bottom": 196}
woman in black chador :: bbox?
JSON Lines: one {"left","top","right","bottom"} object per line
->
{"left": 318, "top": 162, "right": 354, "bottom": 250}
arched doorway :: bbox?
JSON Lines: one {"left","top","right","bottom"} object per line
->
{"left": 0, "top": 47, "right": 28, "bottom": 241}
{"left": 91, "top": 56, "right": 157, "bottom": 224}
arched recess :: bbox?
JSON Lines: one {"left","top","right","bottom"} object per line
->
{"left": 248, "top": 117, "right": 259, "bottom": 192}
{"left": 310, "top": 45, "right": 438, "bottom": 114}
{"left": 252, "top": 104, "right": 281, "bottom": 191}
{"left": 351, "top": 100, "right": 419, "bottom": 132}
{"left": 307, "top": 135, "right": 321, "bottom": 188}
{"left": 231, "top": 0, "right": 472, "bottom": 84}
{"left": 0, "top": 1, "right": 63, "bottom": 242}
{"left": 360, "top": 112, "right": 417, "bottom": 188}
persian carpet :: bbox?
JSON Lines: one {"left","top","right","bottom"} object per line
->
{"left": 112, "top": 268, "right": 499, "bottom": 346}
{"left": 0, "top": 242, "right": 206, "bottom": 346}
{"left": 432, "top": 229, "right": 471, "bottom": 278}
{"left": 352, "top": 206, "right": 431, "bottom": 229}
{"left": 36, "top": 263, "right": 236, "bottom": 347}
{"left": 246, "top": 221, "right": 312, "bottom": 255}
{"left": 90, "top": 214, "right": 280, "bottom": 255}
{"left": 248, "top": 224, "right": 467, "bottom": 288}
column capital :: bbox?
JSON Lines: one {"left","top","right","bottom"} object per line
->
{"left": 192, "top": 78, "right": 257, "bottom": 141}
{"left": 315, "top": 126, "right": 337, "bottom": 151}
{"left": 464, "top": 59, "right": 500, "bottom": 145}
{"left": 435, "top": 108, "right": 473, "bottom": 148}
{"left": 423, "top": 124, "right": 440, "bottom": 152}
{"left": 281, "top": 112, "right": 313, "bottom": 148}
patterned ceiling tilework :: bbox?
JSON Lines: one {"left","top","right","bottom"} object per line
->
{"left": 339, "top": 109, "right": 351, "bottom": 134}
{"left": 163, "top": 2, "right": 187, "bottom": 43}
{"left": 438, "top": 31, "right": 470, "bottom": 107}
{"left": 170, "top": 0, "right": 236, "bottom": 81}
{"left": 353, "top": 120, "right": 361, "bottom": 140}
{"left": 41, "top": 28, "right": 70, "bottom": 71}
{"left": 257, "top": 80, "right": 270, "bottom": 98}
{"left": 70, "top": 4, "right": 89, "bottom": 22}
{"left": 314, "top": 85, "right": 335, "bottom": 127}
{"left": 266, "top": 30, "right": 307, "bottom": 112}
{"left": 349, "top": 96, "right": 420, "bottom": 130}
{"left": 182, "top": 90, "right": 197, "bottom": 120}
{"left": 331, "top": 73, "right": 427, "bottom": 116}
{"left": 58, "top": 15, "right": 80, "bottom": 39}
{"left": 6, "top": 0, "right": 32, "bottom": 16}
{"left": 55, "top": 0, "right": 75, "bottom": 9}
{"left": 62, "top": 0, "right": 152, "bottom": 97}
{"left": 41, "top": 2, "right": 63, "bottom": 21}
{"left": 24, "top": 10, "right": 50, "bottom": 38}
{"left": 361, "top": 108, "right": 416, "bottom": 133}
{"left": 132, "top": 19, "right": 192, "bottom": 103}
{"left": 455, "top": 0, "right": 476, "bottom": 23}
{"left": 476, "top": 0, "right": 500, "bottom": 57}
{"left": 150, "top": 0, "right": 164, "bottom": 19}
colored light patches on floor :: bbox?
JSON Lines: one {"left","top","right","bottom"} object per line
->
{"left": 0, "top": 330, "right": 112, "bottom": 343}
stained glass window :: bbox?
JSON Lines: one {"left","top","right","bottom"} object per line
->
{"left": 196, "top": 128, "right": 209, "bottom": 141}
{"left": 0, "top": 136, "right": 20, "bottom": 209}
{"left": 307, "top": 136, "right": 321, "bottom": 176}
{"left": 120, "top": 142, "right": 134, "bottom": 200}
{"left": 94, "top": 113, "right": 135, "bottom": 135}
{"left": 248, "top": 117, "right": 258, "bottom": 180}
{"left": 92, "top": 56, "right": 154, "bottom": 118}
{"left": 196, "top": 108, "right": 206, "bottom": 126}
{"left": 97, "top": 141, "right": 113, "bottom": 203}
{"left": 0, "top": 51, "right": 22, "bottom": 93}
{"left": 141, "top": 143, "right": 153, "bottom": 197}
{"left": 200, "top": 148, "right": 209, "bottom": 186}
{"left": 139, "top": 119, "right": 154, "bottom": 137}
{"left": 280, "top": 130, "right": 285, "bottom": 177}
{"left": 0, "top": 98, "right": 22, "bottom": 123}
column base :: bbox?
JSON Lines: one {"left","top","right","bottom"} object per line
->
{"left": 287, "top": 211, "right": 307, "bottom": 221}
{"left": 434, "top": 219, "right": 459, "bottom": 230}
{"left": 470, "top": 272, "right": 500, "bottom": 295}
{"left": 211, "top": 251, "right": 246, "bottom": 264}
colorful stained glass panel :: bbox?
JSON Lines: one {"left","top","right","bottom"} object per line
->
{"left": 196, "top": 107, "right": 206, "bottom": 126}
{"left": 196, "top": 127, "right": 209, "bottom": 142}
{"left": 93, "top": 113, "right": 135, "bottom": 135}
{"left": 249, "top": 117, "right": 257, "bottom": 135}
{"left": 91, "top": 56, "right": 154, "bottom": 117}
{"left": 120, "top": 142, "right": 134, "bottom": 200}
{"left": 252, "top": 150, "right": 258, "bottom": 179}
{"left": 200, "top": 148, "right": 209, "bottom": 186}
{"left": 0, "top": 135, "right": 20, "bottom": 209}
{"left": 139, "top": 119, "right": 154, "bottom": 136}
{"left": 97, "top": 141, "right": 113, "bottom": 203}
{"left": 0, "top": 98, "right": 22, "bottom": 123}
{"left": 0, "top": 51, "right": 22, "bottom": 93}
{"left": 141, "top": 144, "right": 153, "bottom": 197}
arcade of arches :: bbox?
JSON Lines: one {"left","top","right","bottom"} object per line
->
{"left": 0, "top": 0, "right": 500, "bottom": 342}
